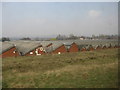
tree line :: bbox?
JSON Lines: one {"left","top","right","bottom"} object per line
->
{"left": 0, "top": 34, "right": 119, "bottom": 42}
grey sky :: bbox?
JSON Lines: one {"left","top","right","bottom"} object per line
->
{"left": 2, "top": 2, "right": 118, "bottom": 37}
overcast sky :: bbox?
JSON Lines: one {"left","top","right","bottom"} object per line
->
{"left": 2, "top": 2, "right": 118, "bottom": 37}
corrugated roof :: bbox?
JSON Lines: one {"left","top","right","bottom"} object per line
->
{"left": 10, "top": 41, "right": 42, "bottom": 55}
{"left": 77, "top": 44, "right": 88, "bottom": 50}
{"left": 101, "top": 45, "right": 106, "bottom": 48}
{"left": 92, "top": 45, "right": 102, "bottom": 49}
{"left": 85, "top": 45, "right": 93, "bottom": 50}
{"left": 46, "top": 42, "right": 64, "bottom": 53}
{"left": 40, "top": 41, "right": 52, "bottom": 47}
{"left": 0, "top": 42, "right": 15, "bottom": 54}
{"left": 1, "top": 40, "right": 118, "bottom": 54}
{"left": 74, "top": 39, "right": 118, "bottom": 46}
{"left": 52, "top": 42, "right": 64, "bottom": 50}
{"left": 63, "top": 42, "right": 74, "bottom": 50}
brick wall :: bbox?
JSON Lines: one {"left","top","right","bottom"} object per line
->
{"left": 0, "top": 47, "right": 19, "bottom": 58}
{"left": 52, "top": 45, "right": 67, "bottom": 54}
{"left": 68, "top": 43, "right": 79, "bottom": 52}
{"left": 25, "top": 46, "right": 45, "bottom": 56}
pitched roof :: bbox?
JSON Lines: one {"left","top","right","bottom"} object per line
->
{"left": 101, "top": 45, "right": 107, "bottom": 48}
{"left": 77, "top": 44, "right": 88, "bottom": 50}
{"left": 40, "top": 41, "right": 52, "bottom": 47}
{"left": 74, "top": 39, "right": 118, "bottom": 46}
{"left": 11, "top": 41, "right": 42, "bottom": 55}
{"left": 0, "top": 42, "right": 15, "bottom": 54}
{"left": 63, "top": 42, "right": 74, "bottom": 50}
{"left": 46, "top": 42, "right": 64, "bottom": 53}
{"left": 92, "top": 45, "right": 102, "bottom": 49}
{"left": 85, "top": 45, "right": 93, "bottom": 50}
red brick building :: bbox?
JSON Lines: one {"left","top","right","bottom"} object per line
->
{"left": 14, "top": 41, "right": 44, "bottom": 56}
{"left": 46, "top": 43, "right": 67, "bottom": 54}
{"left": 0, "top": 42, "right": 19, "bottom": 58}
{"left": 64, "top": 42, "right": 79, "bottom": 52}
{"left": 25, "top": 46, "right": 44, "bottom": 56}
{"left": 75, "top": 43, "right": 88, "bottom": 52}
{"left": 86, "top": 45, "right": 94, "bottom": 51}
{"left": 40, "top": 42, "right": 53, "bottom": 54}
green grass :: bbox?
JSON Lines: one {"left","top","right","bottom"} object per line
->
{"left": 2, "top": 48, "right": 118, "bottom": 88}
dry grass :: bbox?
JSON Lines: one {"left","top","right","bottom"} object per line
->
{"left": 2, "top": 48, "right": 118, "bottom": 88}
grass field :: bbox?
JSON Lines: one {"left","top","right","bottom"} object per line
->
{"left": 2, "top": 48, "right": 118, "bottom": 88}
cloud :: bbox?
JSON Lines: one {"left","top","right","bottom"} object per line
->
{"left": 88, "top": 10, "right": 101, "bottom": 17}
